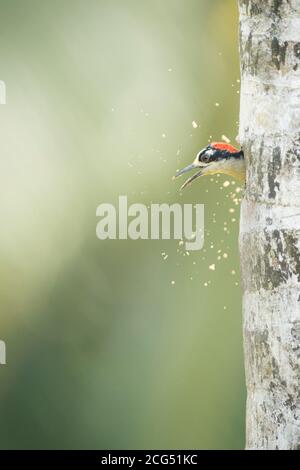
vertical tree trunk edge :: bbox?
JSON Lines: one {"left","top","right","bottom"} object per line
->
{"left": 238, "top": 0, "right": 300, "bottom": 450}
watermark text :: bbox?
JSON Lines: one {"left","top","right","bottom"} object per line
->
{"left": 96, "top": 196, "right": 204, "bottom": 251}
{"left": 0, "top": 80, "right": 6, "bottom": 104}
{"left": 0, "top": 340, "right": 6, "bottom": 365}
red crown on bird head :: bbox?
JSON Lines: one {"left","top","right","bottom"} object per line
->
{"left": 210, "top": 142, "right": 239, "bottom": 153}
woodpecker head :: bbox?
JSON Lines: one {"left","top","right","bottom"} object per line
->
{"left": 174, "top": 142, "right": 245, "bottom": 190}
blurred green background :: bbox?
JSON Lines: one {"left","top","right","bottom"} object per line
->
{"left": 0, "top": 0, "right": 245, "bottom": 449}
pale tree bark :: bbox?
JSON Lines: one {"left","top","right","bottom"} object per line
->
{"left": 238, "top": 0, "right": 300, "bottom": 450}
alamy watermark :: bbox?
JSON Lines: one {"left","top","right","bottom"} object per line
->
{"left": 96, "top": 196, "right": 204, "bottom": 251}
{"left": 0, "top": 340, "right": 6, "bottom": 365}
{"left": 0, "top": 80, "right": 6, "bottom": 104}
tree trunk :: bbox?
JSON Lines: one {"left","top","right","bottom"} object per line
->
{"left": 238, "top": 0, "right": 300, "bottom": 449}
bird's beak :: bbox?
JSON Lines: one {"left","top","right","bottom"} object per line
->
{"left": 179, "top": 170, "right": 203, "bottom": 190}
{"left": 174, "top": 163, "right": 197, "bottom": 178}
{"left": 174, "top": 161, "right": 208, "bottom": 190}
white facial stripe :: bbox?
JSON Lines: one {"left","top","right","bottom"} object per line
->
{"left": 194, "top": 147, "right": 212, "bottom": 165}
{"left": 195, "top": 147, "right": 207, "bottom": 161}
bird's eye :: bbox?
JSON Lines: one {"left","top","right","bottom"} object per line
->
{"left": 196, "top": 147, "right": 213, "bottom": 163}
{"left": 201, "top": 153, "right": 210, "bottom": 163}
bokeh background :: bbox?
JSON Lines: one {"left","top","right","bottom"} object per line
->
{"left": 0, "top": 0, "right": 245, "bottom": 449}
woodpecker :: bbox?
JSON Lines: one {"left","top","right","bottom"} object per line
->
{"left": 174, "top": 142, "right": 245, "bottom": 190}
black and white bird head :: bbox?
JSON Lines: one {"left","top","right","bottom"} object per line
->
{"left": 174, "top": 142, "right": 245, "bottom": 190}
